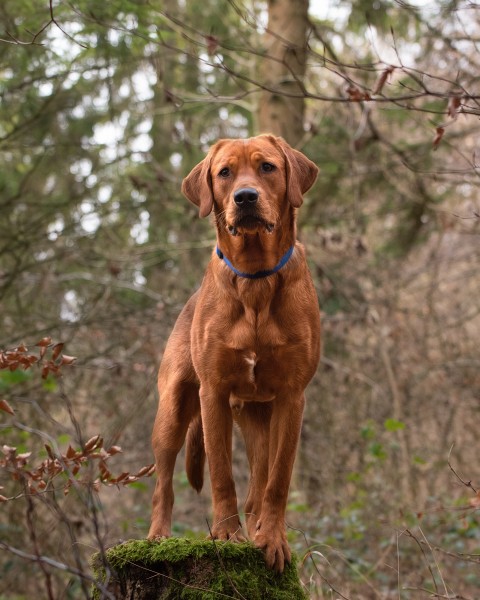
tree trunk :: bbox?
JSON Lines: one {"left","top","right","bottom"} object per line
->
{"left": 92, "top": 538, "right": 307, "bottom": 599}
{"left": 258, "top": 0, "right": 310, "bottom": 146}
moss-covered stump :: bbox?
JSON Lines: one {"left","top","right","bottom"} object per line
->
{"left": 92, "top": 538, "right": 308, "bottom": 599}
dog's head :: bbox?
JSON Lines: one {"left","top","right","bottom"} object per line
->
{"left": 182, "top": 135, "right": 318, "bottom": 236}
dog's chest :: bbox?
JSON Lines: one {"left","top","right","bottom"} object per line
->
{"left": 227, "top": 303, "right": 287, "bottom": 350}
{"left": 192, "top": 283, "right": 318, "bottom": 398}
{"left": 220, "top": 305, "right": 296, "bottom": 400}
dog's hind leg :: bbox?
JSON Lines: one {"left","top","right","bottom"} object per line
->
{"left": 185, "top": 412, "right": 205, "bottom": 492}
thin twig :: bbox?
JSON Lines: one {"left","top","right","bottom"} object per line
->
{"left": 0, "top": 540, "right": 115, "bottom": 599}
{"left": 447, "top": 444, "right": 478, "bottom": 494}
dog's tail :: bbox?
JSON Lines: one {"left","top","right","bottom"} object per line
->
{"left": 185, "top": 413, "right": 205, "bottom": 493}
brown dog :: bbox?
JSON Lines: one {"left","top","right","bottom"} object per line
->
{"left": 148, "top": 134, "right": 320, "bottom": 573}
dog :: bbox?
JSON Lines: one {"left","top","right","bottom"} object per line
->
{"left": 148, "top": 134, "right": 320, "bottom": 573}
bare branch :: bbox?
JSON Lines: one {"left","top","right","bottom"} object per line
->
{"left": 0, "top": 540, "right": 115, "bottom": 600}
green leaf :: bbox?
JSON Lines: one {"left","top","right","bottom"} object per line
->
{"left": 0, "top": 370, "right": 31, "bottom": 390}
{"left": 369, "top": 441, "right": 386, "bottom": 460}
{"left": 42, "top": 375, "right": 58, "bottom": 392}
{"left": 346, "top": 471, "right": 362, "bottom": 483}
{"left": 57, "top": 434, "right": 71, "bottom": 445}
{"left": 360, "top": 421, "right": 376, "bottom": 440}
{"left": 127, "top": 481, "right": 148, "bottom": 491}
{"left": 384, "top": 418, "right": 406, "bottom": 432}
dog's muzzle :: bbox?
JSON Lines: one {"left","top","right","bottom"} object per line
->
{"left": 234, "top": 187, "right": 259, "bottom": 206}
{"left": 228, "top": 188, "right": 274, "bottom": 235}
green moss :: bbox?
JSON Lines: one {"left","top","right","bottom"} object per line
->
{"left": 92, "top": 538, "right": 308, "bottom": 599}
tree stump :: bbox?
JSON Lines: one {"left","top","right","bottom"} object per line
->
{"left": 92, "top": 538, "right": 308, "bottom": 599}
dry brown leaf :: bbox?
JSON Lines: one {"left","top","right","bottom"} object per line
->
{"left": 447, "top": 96, "right": 461, "bottom": 118}
{"left": 0, "top": 399, "right": 14, "bottom": 415}
{"left": 433, "top": 126, "right": 445, "bottom": 149}
{"left": 84, "top": 435, "right": 102, "bottom": 452}
{"left": 51, "top": 343, "right": 64, "bottom": 361}
{"left": 373, "top": 66, "right": 394, "bottom": 95}
{"left": 66, "top": 445, "right": 77, "bottom": 459}
{"left": 60, "top": 355, "right": 77, "bottom": 366}
{"left": 469, "top": 491, "right": 480, "bottom": 509}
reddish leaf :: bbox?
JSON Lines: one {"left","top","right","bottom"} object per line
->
{"left": 373, "top": 66, "right": 394, "bottom": 95}
{"left": 470, "top": 491, "right": 480, "bottom": 509}
{"left": 136, "top": 464, "right": 155, "bottom": 478}
{"left": 0, "top": 399, "right": 14, "bottom": 415}
{"left": 60, "top": 355, "right": 77, "bottom": 366}
{"left": 346, "top": 85, "right": 371, "bottom": 102}
{"left": 132, "top": 464, "right": 155, "bottom": 480}
{"left": 346, "top": 85, "right": 363, "bottom": 101}
{"left": 205, "top": 34, "right": 219, "bottom": 56}
{"left": 51, "top": 343, "right": 64, "bottom": 361}
{"left": 0, "top": 495, "right": 9, "bottom": 502}
{"left": 46, "top": 362, "right": 60, "bottom": 376}
{"left": 447, "top": 96, "right": 461, "bottom": 118}
{"left": 84, "top": 435, "right": 102, "bottom": 452}
{"left": 99, "top": 462, "right": 111, "bottom": 481}
{"left": 30, "top": 469, "right": 43, "bottom": 481}
{"left": 110, "top": 472, "right": 130, "bottom": 484}
{"left": 433, "top": 126, "right": 445, "bottom": 149}
{"left": 107, "top": 445, "right": 122, "bottom": 455}
{"left": 35, "top": 337, "right": 52, "bottom": 347}
{"left": 66, "top": 445, "right": 77, "bottom": 459}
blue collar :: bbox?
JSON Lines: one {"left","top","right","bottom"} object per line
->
{"left": 216, "top": 245, "right": 294, "bottom": 279}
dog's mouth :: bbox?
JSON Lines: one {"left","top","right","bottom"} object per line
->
{"left": 227, "top": 215, "right": 275, "bottom": 236}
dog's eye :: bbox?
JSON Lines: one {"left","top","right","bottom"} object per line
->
{"left": 261, "top": 162, "right": 275, "bottom": 173}
{"left": 218, "top": 167, "right": 231, "bottom": 178}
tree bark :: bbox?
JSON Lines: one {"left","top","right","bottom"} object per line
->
{"left": 258, "top": 0, "right": 310, "bottom": 146}
{"left": 92, "top": 538, "right": 307, "bottom": 599}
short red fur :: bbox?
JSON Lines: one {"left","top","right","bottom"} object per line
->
{"left": 148, "top": 134, "right": 320, "bottom": 573}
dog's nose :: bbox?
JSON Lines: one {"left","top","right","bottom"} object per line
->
{"left": 234, "top": 188, "right": 258, "bottom": 206}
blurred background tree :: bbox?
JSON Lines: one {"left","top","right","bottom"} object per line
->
{"left": 1, "top": 0, "right": 479, "bottom": 597}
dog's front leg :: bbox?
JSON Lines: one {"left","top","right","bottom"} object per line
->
{"left": 148, "top": 381, "right": 199, "bottom": 540}
{"left": 254, "top": 392, "right": 306, "bottom": 572}
{"left": 200, "top": 387, "right": 246, "bottom": 542}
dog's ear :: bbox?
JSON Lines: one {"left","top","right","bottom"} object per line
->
{"left": 181, "top": 155, "right": 214, "bottom": 218}
{"left": 276, "top": 137, "right": 319, "bottom": 208}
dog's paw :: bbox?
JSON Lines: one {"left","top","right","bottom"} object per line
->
{"left": 212, "top": 530, "right": 247, "bottom": 543}
{"left": 147, "top": 534, "right": 169, "bottom": 542}
{"left": 209, "top": 517, "right": 247, "bottom": 543}
{"left": 147, "top": 525, "right": 171, "bottom": 541}
{"left": 254, "top": 522, "right": 291, "bottom": 573}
